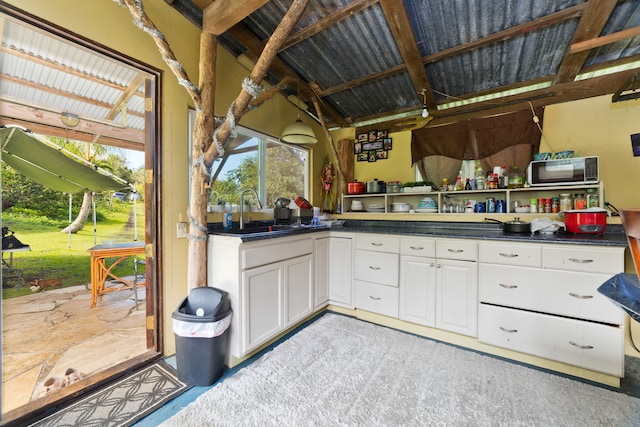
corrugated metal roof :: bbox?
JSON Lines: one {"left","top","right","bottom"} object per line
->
{"left": 179, "top": 0, "right": 640, "bottom": 127}
{"left": 0, "top": 15, "right": 147, "bottom": 143}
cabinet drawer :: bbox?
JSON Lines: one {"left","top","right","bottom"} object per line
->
{"left": 400, "top": 237, "right": 436, "bottom": 257}
{"left": 479, "top": 242, "right": 541, "bottom": 267}
{"left": 355, "top": 280, "right": 399, "bottom": 318}
{"left": 478, "top": 264, "right": 623, "bottom": 325}
{"left": 354, "top": 250, "right": 399, "bottom": 287}
{"left": 543, "top": 245, "right": 624, "bottom": 274}
{"left": 355, "top": 234, "right": 400, "bottom": 253}
{"left": 436, "top": 239, "right": 478, "bottom": 261}
{"left": 478, "top": 304, "right": 624, "bottom": 376}
{"left": 242, "top": 237, "right": 313, "bottom": 269}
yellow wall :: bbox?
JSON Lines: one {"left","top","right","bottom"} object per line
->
{"left": 542, "top": 95, "right": 640, "bottom": 210}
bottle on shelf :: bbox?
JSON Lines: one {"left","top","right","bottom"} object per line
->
{"left": 474, "top": 164, "right": 485, "bottom": 190}
{"left": 464, "top": 178, "right": 471, "bottom": 190}
{"left": 454, "top": 171, "right": 464, "bottom": 191}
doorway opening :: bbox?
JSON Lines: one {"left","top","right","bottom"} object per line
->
{"left": 0, "top": 3, "right": 162, "bottom": 421}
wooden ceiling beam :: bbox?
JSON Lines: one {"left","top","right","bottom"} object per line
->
{"left": 202, "top": 0, "right": 269, "bottom": 35}
{"left": 0, "top": 97, "right": 145, "bottom": 144}
{"left": 431, "top": 67, "right": 640, "bottom": 126}
{"left": 555, "top": 0, "right": 618, "bottom": 84}
{"left": 0, "top": 73, "right": 144, "bottom": 120}
{"left": 570, "top": 25, "right": 640, "bottom": 54}
{"left": 379, "top": 0, "right": 434, "bottom": 108}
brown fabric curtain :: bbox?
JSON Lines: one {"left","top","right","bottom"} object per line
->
{"left": 411, "top": 107, "right": 544, "bottom": 164}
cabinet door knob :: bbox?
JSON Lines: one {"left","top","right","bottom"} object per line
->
{"left": 569, "top": 292, "right": 593, "bottom": 299}
{"left": 568, "top": 257, "right": 594, "bottom": 264}
{"left": 499, "top": 283, "right": 518, "bottom": 289}
{"left": 499, "top": 253, "right": 518, "bottom": 258}
{"left": 499, "top": 326, "right": 518, "bottom": 333}
{"left": 429, "top": 262, "right": 435, "bottom": 267}
{"left": 569, "top": 341, "right": 594, "bottom": 350}
{"left": 368, "top": 265, "right": 381, "bottom": 270}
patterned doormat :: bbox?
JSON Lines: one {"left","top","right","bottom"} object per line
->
{"left": 30, "top": 361, "right": 190, "bottom": 427}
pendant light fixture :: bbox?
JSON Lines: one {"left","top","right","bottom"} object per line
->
{"left": 420, "top": 89, "right": 429, "bottom": 118}
{"left": 281, "top": 83, "right": 317, "bottom": 144}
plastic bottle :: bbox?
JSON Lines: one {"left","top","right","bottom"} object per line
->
{"left": 455, "top": 171, "right": 464, "bottom": 191}
{"left": 474, "top": 165, "right": 485, "bottom": 190}
{"left": 223, "top": 202, "right": 232, "bottom": 230}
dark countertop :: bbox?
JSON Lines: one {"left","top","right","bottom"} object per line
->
{"left": 208, "top": 220, "right": 628, "bottom": 247}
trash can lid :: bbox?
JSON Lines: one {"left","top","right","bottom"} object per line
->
{"left": 185, "top": 286, "right": 228, "bottom": 317}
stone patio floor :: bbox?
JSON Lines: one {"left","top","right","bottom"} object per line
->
{"left": 2, "top": 281, "right": 147, "bottom": 413}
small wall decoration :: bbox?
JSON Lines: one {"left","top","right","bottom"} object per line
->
{"left": 356, "top": 129, "right": 391, "bottom": 162}
{"left": 631, "top": 133, "right": 640, "bottom": 157}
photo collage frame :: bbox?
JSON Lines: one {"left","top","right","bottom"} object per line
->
{"left": 355, "top": 129, "right": 392, "bottom": 162}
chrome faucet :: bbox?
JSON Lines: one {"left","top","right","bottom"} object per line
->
{"left": 239, "top": 188, "right": 263, "bottom": 229}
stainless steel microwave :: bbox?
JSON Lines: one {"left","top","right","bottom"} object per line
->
{"left": 527, "top": 156, "right": 599, "bottom": 186}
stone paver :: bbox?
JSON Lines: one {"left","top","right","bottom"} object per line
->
{"left": 2, "top": 281, "right": 147, "bottom": 413}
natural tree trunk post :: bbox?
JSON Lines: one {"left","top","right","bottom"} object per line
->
{"left": 203, "top": 0, "right": 310, "bottom": 165}
{"left": 187, "top": 32, "right": 217, "bottom": 291}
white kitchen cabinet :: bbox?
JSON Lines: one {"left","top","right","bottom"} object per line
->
{"left": 399, "top": 254, "right": 437, "bottom": 326}
{"left": 354, "top": 234, "right": 400, "bottom": 317}
{"left": 284, "top": 254, "right": 314, "bottom": 327}
{"left": 208, "top": 234, "right": 314, "bottom": 361}
{"left": 314, "top": 236, "right": 330, "bottom": 309}
{"left": 436, "top": 258, "right": 478, "bottom": 337}
{"left": 399, "top": 237, "right": 477, "bottom": 336}
{"left": 478, "top": 241, "right": 625, "bottom": 376}
{"left": 328, "top": 234, "right": 354, "bottom": 307}
{"left": 242, "top": 262, "right": 283, "bottom": 353}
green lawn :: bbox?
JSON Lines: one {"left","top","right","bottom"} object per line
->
{"left": 2, "top": 202, "right": 145, "bottom": 299}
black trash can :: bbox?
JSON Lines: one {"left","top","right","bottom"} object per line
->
{"left": 172, "top": 286, "right": 232, "bottom": 386}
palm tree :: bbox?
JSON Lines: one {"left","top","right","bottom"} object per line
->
{"left": 56, "top": 138, "right": 113, "bottom": 234}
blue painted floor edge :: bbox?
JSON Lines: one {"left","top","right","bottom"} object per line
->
{"left": 132, "top": 311, "right": 330, "bottom": 426}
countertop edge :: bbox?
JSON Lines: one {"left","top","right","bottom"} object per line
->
{"left": 208, "top": 220, "right": 628, "bottom": 247}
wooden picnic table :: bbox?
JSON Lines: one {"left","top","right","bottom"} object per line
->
{"left": 88, "top": 242, "right": 145, "bottom": 308}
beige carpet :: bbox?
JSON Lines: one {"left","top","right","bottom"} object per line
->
{"left": 162, "top": 313, "right": 640, "bottom": 426}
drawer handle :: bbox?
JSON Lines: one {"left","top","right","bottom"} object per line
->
{"left": 368, "top": 266, "right": 381, "bottom": 270}
{"left": 568, "top": 258, "right": 594, "bottom": 264}
{"left": 569, "top": 292, "right": 593, "bottom": 300}
{"left": 499, "top": 283, "right": 518, "bottom": 289}
{"left": 447, "top": 249, "right": 464, "bottom": 253}
{"left": 569, "top": 341, "right": 594, "bottom": 350}
{"left": 499, "top": 326, "right": 518, "bottom": 333}
{"left": 410, "top": 246, "right": 424, "bottom": 250}
{"left": 499, "top": 253, "right": 518, "bottom": 258}
{"left": 369, "top": 296, "right": 381, "bottom": 301}
{"left": 371, "top": 242, "right": 383, "bottom": 247}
